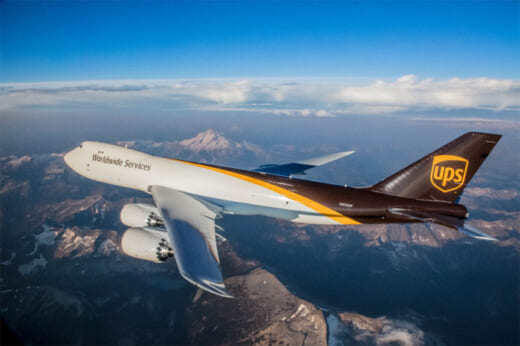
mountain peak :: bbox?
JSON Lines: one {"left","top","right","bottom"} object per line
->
{"left": 179, "top": 129, "right": 233, "bottom": 152}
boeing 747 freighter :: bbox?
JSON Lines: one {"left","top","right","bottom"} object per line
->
{"left": 64, "top": 132, "right": 501, "bottom": 297}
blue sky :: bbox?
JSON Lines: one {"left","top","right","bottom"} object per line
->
{"left": 1, "top": 1, "right": 518, "bottom": 82}
{"left": 1, "top": 1, "right": 519, "bottom": 118}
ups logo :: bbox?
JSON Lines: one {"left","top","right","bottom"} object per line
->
{"left": 430, "top": 155, "right": 469, "bottom": 193}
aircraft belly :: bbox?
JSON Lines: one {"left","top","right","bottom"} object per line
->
{"left": 203, "top": 197, "right": 337, "bottom": 224}
{"left": 291, "top": 214, "right": 340, "bottom": 225}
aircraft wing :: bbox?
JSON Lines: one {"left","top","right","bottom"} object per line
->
{"left": 150, "top": 186, "right": 232, "bottom": 298}
{"left": 253, "top": 150, "right": 355, "bottom": 177}
{"left": 388, "top": 208, "right": 497, "bottom": 241}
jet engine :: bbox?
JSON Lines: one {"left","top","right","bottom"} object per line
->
{"left": 120, "top": 203, "right": 163, "bottom": 228}
{"left": 121, "top": 227, "right": 173, "bottom": 263}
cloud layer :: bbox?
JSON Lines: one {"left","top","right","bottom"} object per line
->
{"left": 1, "top": 75, "right": 519, "bottom": 116}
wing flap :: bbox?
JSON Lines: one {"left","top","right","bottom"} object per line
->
{"left": 151, "top": 186, "right": 232, "bottom": 297}
{"left": 388, "top": 208, "right": 497, "bottom": 241}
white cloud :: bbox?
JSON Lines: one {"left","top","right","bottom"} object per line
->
{"left": 334, "top": 76, "right": 519, "bottom": 111}
{"left": 316, "top": 109, "right": 332, "bottom": 117}
{"left": 328, "top": 312, "right": 441, "bottom": 346}
{"left": 1, "top": 76, "right": 519, "bottom": 116}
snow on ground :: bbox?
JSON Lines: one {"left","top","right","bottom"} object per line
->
{"left": 48, "top": 287, "right": 84, "bottom": 317}
{"left": 1, "top": 252, "right": 16, "bottom": 265}
{"left": 18, "top": 254, "right": 47, "bottom": 276}
{"left": 27, "top": 224, "right": 57, "bottom": 256}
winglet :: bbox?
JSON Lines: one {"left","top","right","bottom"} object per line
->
{"left": 183, "top": 274, "right": 233, "bottom": 298}
{"left": 200, "top": 280, "right": 234, "bottom": 298}
{"left": 298, "top": 150, "right": 355, "bottom": 166}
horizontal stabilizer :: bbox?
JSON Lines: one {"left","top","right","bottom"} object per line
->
{"left": 456, "top": 223, "right": 498, "bottom": 241}
{"left": 254, "top": 150, "right": 354, "bottom": 176}
{"left": 388, "top": 208, "right": 497, "bottom": 241}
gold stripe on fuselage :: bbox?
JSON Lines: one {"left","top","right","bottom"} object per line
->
{"left": 172, "top": 159, "right": 361, "bottom": 225}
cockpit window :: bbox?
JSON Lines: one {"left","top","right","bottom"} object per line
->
{"left": 79, "top": 144, "right": 83, "bottom": 148}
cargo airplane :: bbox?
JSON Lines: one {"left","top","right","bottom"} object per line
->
{"left": 64, "top": 132, "right": 501, "bottom": 297}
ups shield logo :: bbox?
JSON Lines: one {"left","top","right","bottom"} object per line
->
{"left": 430, "top": 155, "right": 468, "bottom": 193}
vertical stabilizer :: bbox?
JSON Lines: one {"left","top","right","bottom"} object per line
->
{"left": 370, "top": 132, "right": 501, "bottom": 202}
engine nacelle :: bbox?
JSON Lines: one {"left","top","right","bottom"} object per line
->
{"left": 120, "top": 203, "right": 163, "bottom": 228}
{"left": 121, "top": 227, "right": 173, "bottom": 263}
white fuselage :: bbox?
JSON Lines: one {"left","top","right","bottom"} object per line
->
{"left": 64, "top": 141, "right": 339, "bottom": 225}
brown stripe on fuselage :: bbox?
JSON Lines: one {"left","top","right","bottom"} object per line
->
{"left": 171, "top": 159, "right": 360, "bottom": 224}
{"left": 170, "top": 159, "right": 467, "bottom": 225}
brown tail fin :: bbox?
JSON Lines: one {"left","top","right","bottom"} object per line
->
{"left": 370, "top": 132, "right": 501, "bottom": 202}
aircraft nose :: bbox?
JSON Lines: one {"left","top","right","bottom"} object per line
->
{"left": 64, "top": 146, "right": 82, "bottom": 169}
